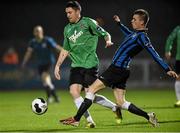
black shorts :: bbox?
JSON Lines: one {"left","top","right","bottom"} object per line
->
{"left": 38, "top": 63, "right": 51, "bottom": 75}
{"left": 175, "top": 60, "right": 180, "bottom": 74}
{"left": 99, "top": 64, "right": 130, "bottom": 89}
{"left": 69, "top": 67, "right": 98, "bottom": 88}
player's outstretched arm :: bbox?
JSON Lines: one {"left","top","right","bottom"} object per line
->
{"left": 54, "top": 49, "right": 69, "bottom": 80}
{"left": 113, "top": 15, "right": 120, "bottom": 22}
{"left": 113, "top": 15, "right": 132, "bottom": 35}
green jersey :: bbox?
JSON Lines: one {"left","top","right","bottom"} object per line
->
{"left": 63, "top": 17, "right": 109, "bottom": 68}
{"left": 165, "top": 25, "right": 180, "bottom": 60}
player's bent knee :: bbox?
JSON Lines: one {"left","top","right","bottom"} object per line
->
{"left": 121, "top": 101, "right": 131, "bottom": 110}
{"left": 177, "top": 75, "right": 180, "bottom": 80}
{"left": 41, "top": 72, "right": 49, "bottom": 78}
{"left": 116, "top": 100, "right": 125, "bottom": 107}
{"left": 69, "top": 89, "right": 81, "bottom": 99}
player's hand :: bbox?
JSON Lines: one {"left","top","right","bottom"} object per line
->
{"left": 165, "top": 52, "right": 171, "bottom": 60}
{"left": 54, "top": 65, "right": 61, "bottom": 80}
{"left": 113, "top": 15, "right": 120, "bottom": 22}
{"left": 105, "top": 40, "right": 113, "bottom": 48}
{"left": 167, "top": 71, "right": 179, "bottom": 79}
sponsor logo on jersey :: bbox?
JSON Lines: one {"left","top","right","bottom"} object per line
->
{"left": 69, "top": 30, "right": 83, "bottom": 43}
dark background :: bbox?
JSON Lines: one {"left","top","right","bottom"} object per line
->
{"left": 0, "top": 0, "right": 179, "bottom": 61}
{"left": 0, "top": 0, "right": 179, "bottom": 89}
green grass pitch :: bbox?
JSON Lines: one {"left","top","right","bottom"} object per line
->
{"left": 0, "top": 88, "right": 180, "bottom": 132}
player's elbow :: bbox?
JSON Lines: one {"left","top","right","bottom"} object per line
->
{"left": 62, "top": 49, "right": 69, "bottom": 56}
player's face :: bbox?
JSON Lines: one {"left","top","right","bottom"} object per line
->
{"left": 65, "top": 7, "right": 80, "bottom": 23}
{"left": 131, "top": 15, "right": 144, "bottom": 30}
{"left": 33, "top": 27, "right": 44, "bottom": 39}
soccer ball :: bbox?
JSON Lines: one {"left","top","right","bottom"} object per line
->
{"left": 31, "top": 98, "right": 48, "bottom": 115}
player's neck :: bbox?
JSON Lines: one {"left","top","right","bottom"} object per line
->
{"left": 36, "top": 36, "right": 44, "bottom": 42}
{"left": 74, "top": 15, "right": 81, "bottom": 23}
{"left": 136, "top": 27, "right": 148, "bottom": 31}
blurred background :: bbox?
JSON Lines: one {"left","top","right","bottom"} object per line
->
{"left": 0, "top": 0, "right": 179, "bottom": 90}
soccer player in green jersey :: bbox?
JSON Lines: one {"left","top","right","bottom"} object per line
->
{"left": 165, "top": 25, "right": 180, "bottom": 107}
{"left": 54, "top": 1, "right": 122, "bottom": 128}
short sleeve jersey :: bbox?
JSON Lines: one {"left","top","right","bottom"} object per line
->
{"left": 29, "top": 36, "right": 57, "bottom": 65}
{"left": 63, "top": 17, "right": 109, "bottom": 68}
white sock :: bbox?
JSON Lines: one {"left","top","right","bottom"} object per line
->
{"left": 93, "top": 94, "right": 116, "bottom": 111}
{"left": 74, "top": 97, "right": 95, "bottom": 123}
{"left": 121, "top": 101, "right": 131, "bottom": 110}
{"left": 45, "top": 76, "right": 54, "bottom": 90}
{"left": 85, "top": 92, "right": 95, "bottom": 101}
{"left": 175, "top": 81, "right": 180, "bottom": 101}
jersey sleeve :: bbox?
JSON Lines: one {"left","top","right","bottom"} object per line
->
{"left": 165, "top": 26, "right": 179, "bottom": 52}
{"left": 87, "top": 18, "right": 109, "bottom": 38}
{"left": 139, "top": 33, "right": 171, "bottom": 72}
{"left": 63, "top": 28, "right": 71, "bottom": 51}
{"left": 47, "top": 37, "right": 58, "bottom": 48}
{"left": 117, "top": 22, "right": 133, "bottom": 36}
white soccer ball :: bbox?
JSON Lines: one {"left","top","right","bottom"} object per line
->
{"left": 31, "top": 98, "right": 48, "bottom": 115}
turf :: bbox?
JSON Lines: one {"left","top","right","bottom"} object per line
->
{"left": 0, "top": 88, "right": 180, "bottom": 132}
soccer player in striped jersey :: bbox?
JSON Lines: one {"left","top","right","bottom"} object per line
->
{"left": 59, "top": 9, "right": 178, "bottom": 127}
{"left": 54, "top": 1, "right": 122, "bottom": 128}
{"left": 22, "top": 25, "right": 61, "bottom": 103}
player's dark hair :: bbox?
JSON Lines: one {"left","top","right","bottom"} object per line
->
{"left": 133, "top": 9, "right": 149, "bottom": 26}
{"left": 66, "top": 1, "right": 81, "bottom": 11}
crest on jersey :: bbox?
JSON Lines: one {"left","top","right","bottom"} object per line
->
{"left": 80, "top": 23, "right": 84, "bottom": 29}
{"left": 132, "top": 33, "right": 137, "bottom": 38}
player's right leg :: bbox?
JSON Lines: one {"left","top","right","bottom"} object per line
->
{"left": 41, "top": 72, "right": 59, "bottom": 103}
{"left": 93, "top": 94, "right": 122, "bottom": 124}
{"left": 60, "top": 79, "right": 106, "bottom": 126}
{"left": 39, "top": 64, "right": 59, "bottom": 103}
{"left": 68, "top": 67, "right": 95, "bottom": 127}
{"left": 38, "top": 64, "right": 51, "bottom": 102}
{"left": 69, "top": 84, "right": 95, "bottom": 126}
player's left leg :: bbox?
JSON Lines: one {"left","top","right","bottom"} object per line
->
{"left": 175, "top": 76, "right": 180, "bottom": 107}
{"left": 41, "top": 72, "right": 59, "bottom": 103}
{"left": 113, "top": 88, "right": 158, "bottom": 127}
{"left": 174, "top": 60, "right": 180, "bottom": 107}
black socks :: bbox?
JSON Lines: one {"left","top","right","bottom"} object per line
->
{"left": 128, "top": 103, "right": 149, "bottom": 120}
{"left": 74, "top": 98, "right": 93, "bottom": 121}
